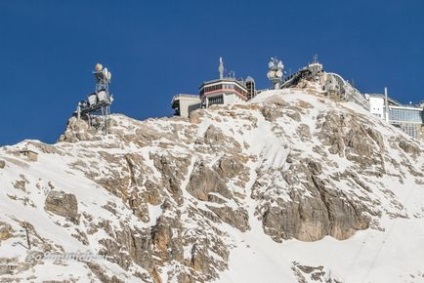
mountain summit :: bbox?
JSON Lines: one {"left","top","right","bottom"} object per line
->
{"left": 0, "top": 85, "right": 423, "bottom": 282}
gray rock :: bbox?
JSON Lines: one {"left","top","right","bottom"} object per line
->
{"left": 256, "top": 159, "right": 370, "bottom": 242}
{"left": 0, "top": 222, "right": 13, "bottom": 240}
{"left": 398, "top": 139, "right": 421, "bottom": 156}
{"left": 44, "top": 191, "right": 78, "bottom": 223}
{"left": 207, "top": 205, "right": 250, "bottom": 232}
{"left": 187, "top": 163, "right": 232, "bottom": 201}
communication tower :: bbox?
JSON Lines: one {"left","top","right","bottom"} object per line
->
{"left": 76, "top": 63, "right": 113, "bottom": 134}
{"left": 267, "top": 57, "right": 284, "bottom": 89}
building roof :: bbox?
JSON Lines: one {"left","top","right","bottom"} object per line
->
{"left": 366, "top": 94, "right": 403, "bottom": 107}
{"left": 199, "top": 78, "right": 247, "bottom": 90}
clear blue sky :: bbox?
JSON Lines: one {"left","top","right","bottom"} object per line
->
{"left": 0, "top": 0, "right": 423, "bottom": 145}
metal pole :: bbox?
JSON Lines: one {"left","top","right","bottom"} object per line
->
{"left": 384, "top": 87, "right": 389, "bottom": 122}
{"left": 77, "top": 103, "right": 81, "bottom": 120}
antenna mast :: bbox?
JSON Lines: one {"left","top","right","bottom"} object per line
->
{"left": 219, "top": 57, "right": 224, "bottom": 79}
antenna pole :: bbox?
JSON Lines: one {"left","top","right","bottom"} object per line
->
{"left": 219, "top": 57, "right": 224, "bottom": 79}
{"left": 384, "top": 87, "right": 389, "bottom": 122}
{"left": 77, "top": 103, "right": 81, "bottom": 120}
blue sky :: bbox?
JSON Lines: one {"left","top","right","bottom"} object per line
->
{"left": 0, "top": 0, "right": 423, "bottom": 145}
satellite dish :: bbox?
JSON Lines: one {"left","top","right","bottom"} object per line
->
{"left": 276, "top": 70, "right": 283, "bottom": 78}
{"left": 88, "top": 93, "right": 98, "bottom": 106}
{"left": 267, "top": 70, "right": 276, "bottom": 79}
{"left": 97, "top": 90, "right": 108, "bottom": 103}
{"left": 277, "top": 61, "right": 284, "bottom": 69}
{"left": 95, "top": 63, "right": 103, "bottom": 72}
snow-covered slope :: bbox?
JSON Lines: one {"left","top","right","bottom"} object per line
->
{"left": 0, "top": 88, "right": 423, "bottom": 283}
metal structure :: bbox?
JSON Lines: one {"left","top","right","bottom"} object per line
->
{"left": 76, "top": 63, "right": 113, "bottom": 133}
{"left": 267, "top": 57, "right": 284, "bottom": 89}
{"left": 245, "top": 76, "right": 256, "bottom": 100}
{"left": 326, "top": 72, "right": 370, "bottom": 110}
{"left": 219, "top": 57, "right": 224, "bottom": 79}
{"left": 279, "top": 67, "right": 311, "bottom": 89}
{"left": 307, "top": 55, "right": 323, "bottom": 78}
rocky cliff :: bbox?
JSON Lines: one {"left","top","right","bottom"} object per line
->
{"left": 0, "top": 87, "right": 423, "bottom": 283}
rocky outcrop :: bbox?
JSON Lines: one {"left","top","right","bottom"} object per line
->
{"left": 0, "top": 222, "right": 13, "bottom": 241}
{"left": 398, "top": 139, "right": 421, "bottom": 156}
{"left": 187, "top": 163, "right": 232, "bottom": 201}
{"left": 253, "top": 156, "right": 371, "bottom": 242}
{"left": 59, "top": 117, "right": 96, "bottom": 142}
{"left": 316, "top": 110, "right": 386, "bottom": 172}
{"left": 44, "top": 190, "right": 78, "bottom": 223}
{"left": 202, "top": 125, "right": 242, "bottom": 154}
{"left": 207, "top": 205, "right": 250, "bottom": 232}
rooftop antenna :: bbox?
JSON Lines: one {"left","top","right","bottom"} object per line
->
{"left": 219, "top": 57, "right": 224, "bottom": 79}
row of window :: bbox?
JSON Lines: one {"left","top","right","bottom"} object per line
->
{"left": 208, "top": 95, "right": 224, "bottom": 106}
{"left": 200, "top": 83, "right": 247, "bottom": 96}
{"left": 394, "top": 124, "right": 420, "bottom": 139}
{"left": 388, "top": 108, "right": 423, "bottom": 123}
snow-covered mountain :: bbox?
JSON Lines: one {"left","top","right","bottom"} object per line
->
{"left": 0, "top": 84, "right": 423, "bottom": 283}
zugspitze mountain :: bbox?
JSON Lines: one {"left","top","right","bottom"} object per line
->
{"left": 0, "top": 60, "right": 423, "bottom": 283}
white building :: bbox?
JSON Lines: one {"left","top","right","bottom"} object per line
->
{"left": 368, "top": 95, "right": 385, "bottom": 119}
{"left": 199, "top": 78, "right": 252, "bottom": 108}
{"left": 171, "top": 94, "right": 201, "bottom": 118}
{"left": 366, "top": 93, "right": 424, "bottom": 141}
{"left": 171, "top": 58, "right": 255, "bottom": 117}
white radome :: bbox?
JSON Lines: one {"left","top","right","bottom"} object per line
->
{"left": 276, "top": 70, "right": 283, "bottom": 78}
{"left": 95, "top": 63, "right": 103, "bottom": 72}
{"left": 277, "top": 61, "right": 284, "bottom": 69}
{"left": 267, "top": 70, "right": 276, "bottom": 79}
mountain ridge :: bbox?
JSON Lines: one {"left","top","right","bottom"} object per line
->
{"left": 0, "top": 87, "right": 423, "bottom": 283}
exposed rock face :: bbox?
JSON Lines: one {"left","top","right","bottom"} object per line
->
{"left": 206, "top": 205, "right": 250, "bottom": 232}
{"left": 398, "top": 139, "right": 421, "bottom": 156}
{"left": 44, "top": 191, "right": 79, "bottom": 223}
{"left": 59, "top": 117, "right": 95, "bottom": 142}
{"left": 0, "top": 222, "right": 13, "bottom": 241}
{"left": 187, "top": 163, "right": 232, "bottom": 201}
{"left": 253, "top": 158, "right": 370, "bottom": 242}
{"left": 0, "top": 160, "right": 5, "bottom": 169}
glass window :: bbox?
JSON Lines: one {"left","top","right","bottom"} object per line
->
{"left": 388, "top": 107, "right": 423, "bottom": 123}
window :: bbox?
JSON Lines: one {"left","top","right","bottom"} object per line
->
{"left": 208, "top": 95, "right": 224, "bottom": 106}
{"left": 388, "top": 107, "right": 423, "bottom": 123}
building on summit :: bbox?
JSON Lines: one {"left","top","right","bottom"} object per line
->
{"left": 171, "top": 56, "right": 424, "bottom": 142}
{"left": 171, "top": 58, "right": 256, "bottom": 117}
{"left": 367, "top": 89, "right": 424, "bottom": 141}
